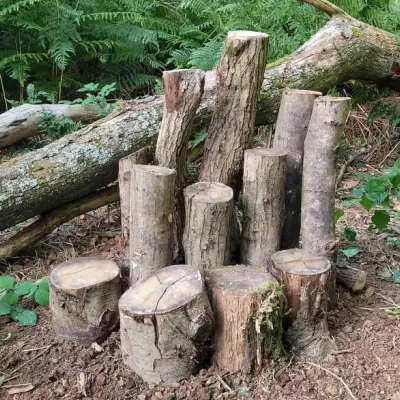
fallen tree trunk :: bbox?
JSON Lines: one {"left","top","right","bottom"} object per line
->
{"left": 0, "top": 103, "right": 103, "bottom": 148}
{"left": 1, "top": 3, "right": 399, "bottom": 231}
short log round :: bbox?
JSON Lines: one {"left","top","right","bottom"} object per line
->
{"left": 50, "top": 257, "right": 121, "bottom": 343}
{"left": 119, "top": 265, "right": 213, "bottom": 384}
{"left": 269, "top": 249, "right": 337, "bottom": 359}
{"left": 205, "top": 265, "right": 284, "bottom": 373}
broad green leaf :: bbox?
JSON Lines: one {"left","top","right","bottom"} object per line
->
{"left": 1, "top": 291, "right": 18, "bottom": 305}
{"left": 0, "top": 276, "right": 15, "bottom": 290}
{"left": 379, "top": 268, "right": 392, "bottom": 280}
{"left": 342, "top": 198, "right": 359, "bottom": 209}
{"left": 38, "top": 278, "right": 49, "bottom": 292}
{"left": 0, "top": 375, "right": 5, "bottom": 388}
{"left": 334, "top": 209, "right": 344, "bottom": 224}
{"left": 360, "top": 193, "right": 374, "bottom": 211}
{"left": 34, "top": 287, "right": 49, "bottom": 307}
{"left": 393, "top": 270, "right": 400, "bottom": 284}
{"left": 0, "top": 301, "right": 11, "bottom": 315}
{"left": 340, "top": 246, "right": 362, "bottom": 258}
{"left": 14, "top": 282, "right": 36, "bottom": 296}
{"left": 344, "top": 227, "right": 357, "bottom": 241}
{"left": 371, "top": 210, "right": 390, "bottom": 231}
{"left": 15, "top": 309, "right": 37, "bottom": 326}
{"left": 352, "top": 187, "right": 364, "bottom": 198}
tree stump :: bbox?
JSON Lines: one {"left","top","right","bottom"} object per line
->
{"left": 119, "top": 265, "right": 213, "bottom": 384}
{"left": 205, "top": 265, "right": 284, "bottom": 373}
{"left": 50, "top": 257, "right": 121, "bottom": 343}
{"left": 199, "top": 31, "right": 269, "bottom": 191}
{"left": 183, "top": 182, "right": 233, "bottom": 272}
{"left": 118, "top": 147, "right": 153, "bottom": 289}
{"left": 272, "top": 89, "right": 322, "bottom": 249}
{"left": 240, "top": 148, "right": 286, "bottom": 266}
{"left": 337, "top": 265, "right": 367, "bottom": 293}
{"left": 129, "top": 165, "right": 175, "bottom": 285}
{"left": 269, "top": 249, "right": 337, "bottom": 359}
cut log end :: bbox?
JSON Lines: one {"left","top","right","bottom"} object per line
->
{"left": 227, "top": 31, "right": 269, "bottom": 39}
{"left": 50, "top": 257, "right": 121, "bottom": 343}
{"left": 206, "top": 265, "right": 284, "bottom": 373}
{"left": 337, "top": 265, "right": 367, "bottom": 293}
{"left": 119, "top": 265, "right": 213, "bottom": 384}
{"left": 185, "top": 181, "right": 233, "bottom": 204}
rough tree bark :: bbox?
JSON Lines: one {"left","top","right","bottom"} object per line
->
{"left": 273, "top": 89, "right": 322, "bottom": 250}
{"left": 1, "top": 0, "right": 399, "bottom": 230}
{"left": 155, "top": 69, "right": 205, "bottom": 261}
{"left": 205, "top": 265, "right": 284, "bottom": 373}
{"left": 0, "top": 103, "right": 103, "bottom": 148}
{"left": 129, "top": 165, "right": 175, "bottom": 285}
{"left": 183, "top": 182, "right": 233, "bottom": 272}
{"left": 337, "top": 265, "right": 367, "bottom": 292}
{"left": 199, "top": 31, "right": 269, "bottom": 189}
{"left": 269, "top": 249, "right": 337, "bottom": 359}
{"left": 119, "top": 265, "right": 213, "bottom": 384}
{"left": 50, "top": 257, "right": 121, "bottom": 343}
{"left": 240, "top": 148, "right": 286, "bottom": 266}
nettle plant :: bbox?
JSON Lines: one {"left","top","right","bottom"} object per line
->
{"left": 0, "top": 276, "right": 50, "bottom": 326}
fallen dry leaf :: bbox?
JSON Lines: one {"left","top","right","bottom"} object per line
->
{"left": 7, "top": 384, "right": 35, "bottom": 394}
{"left": 78, "top": 372, "right": 87, "bottom": 397}
{"left": 91, "top": 342, "right": 104, "bottom": 353}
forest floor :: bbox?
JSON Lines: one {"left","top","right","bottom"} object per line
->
{"left": 1, "top": 109, "right": 400, "bottom": 400}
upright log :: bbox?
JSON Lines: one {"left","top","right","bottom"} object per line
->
{"left": 183, "top": 182, "right": 233, "bottom": 272}
{"left": 205, "top": 265, "right": 284, "bottom": 373}
{"left": 50, "top": 257, "right": 121, "bottom": 343}
{"left": 118, "top": 147, "right": 153, "bottom": 288}
{"left": 199, "top": 31, "right": 269, "bottom": 190}
{"left": 129, "top": 165, "right": 175, "bottom": 285}
{"left": 270, "top": 249, "right": 336, "bottom": 359}
{"left": 273, "top": 89, "right": 322, "bottom": 249}
{"left": 240, "top": 148, "right": 286, "bottom": 266}
{"left": 119, "top": 265, "right": 213, "bottom": 384}
{"left": 156, "top": 69, "right": 205, "bottom": 262}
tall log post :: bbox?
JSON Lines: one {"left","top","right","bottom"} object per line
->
{"left": 199, "top": 31, "right": 269, "bottom": 190}
{"left": 205, "top": 265, "right": 284, "bottom": 373}
{"left": 272, "top": 89, "right": 322, "bottom": 250}
{"left": 118, "top": 147, "right": 153, "bottom": 289}
{"left": 301, "top": 96, "right": 351, "bottom": 309}
{"left": 183, "top": 182, "right": 233, "bottom": 272}
{"left": 156, "top": 69, "right": 205, "bottom": 262}
{"left": 129, "top": 165, "right": 175, "bottom": 285}
{"left": 50, "top": 257, "right": 121, "bottom": 343}
{"left": 119, "top": 265, "right": 213, "bottom": 384}
{"left": 270, "top": 249, "right": 337, "bottom": 359}
{"left": 240, "top": 148, "right": 286, "bottom": 266}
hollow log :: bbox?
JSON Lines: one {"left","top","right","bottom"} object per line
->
{"left": 129, "top": 165, "right": 175, "bottom": 285}
{"left": 0, "top": 103, "right": 103, "bottom": 148}
{"left": 240, "top": 148, "right": 286, "bottom": 266}
{"left": 301, "top": 96, "right": 351, "bottom": 257}
{"left": 205, "top": 265, "right": 284, "bottom": 373}
{"left": 1, "top": 7, "right": 400, "bottom": 230}
{"left": 118, "top": 147, "right": 154, "bottom": 288}
{"left": 119, "top": 265, "right": 213, "bottom": 384}
{"left": 269, "top": 249, "right": 337, "bottom": 359}
{"left": 183, "top": 182, "right": 233, "bottom": 272}
{"left": 273, "top": 89, "right": 322, "bottom": 250}
{"left": 156, "top": 69, "right": 205, "bottom": 262}
{"left": 337, "top": 265, "right": 367, "bottom": 293}
{"left": 50, "top": 257, "right": 121, "bottom": 343}
{"left": 199, "top": 31, "right": 269, "bottom": 190}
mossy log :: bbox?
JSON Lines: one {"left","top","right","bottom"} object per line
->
{"left": 50, "top": 257, "right": 121, "bottom": 343}
{"left": 1, "top": 4, "right": 399, "bottom": 230}
{"left": 205, "top": 265, "right": 284, "bottom": 373}
{"left": 119, "top": 265, "right": 213, "bottom": 384}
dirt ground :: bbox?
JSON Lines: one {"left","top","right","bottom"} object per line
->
{"left": 1, "top": 109, "right": 400, "bottom": 399}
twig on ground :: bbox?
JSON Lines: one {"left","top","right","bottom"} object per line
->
{"left": 3, "top": 373, "right": 23, "bottom": 383}
{"left": 216, "top": 374, "right": 233, "bottom": 393}
{"left": 22, "top": 345, "right": 52, "bottom": 353}
{"left": 335, "top": 148, "right": 368, "bottom": 190}
{"left": 1, "top": 382, "right": 33, "bottom": 388}
{"left": 332, "top": 349, "right": 353, "bottom": 355}
{"left": 0, "top": 346, "right": 24, "bottom": 364}
{"left": 8, "top": 344, "right": 53, "bottom": 376}
{"left": 306, "top": 361, "right": 357, "bottom": 400}
{"left": 379, "top": 140, "right": 400, "bottom": 166}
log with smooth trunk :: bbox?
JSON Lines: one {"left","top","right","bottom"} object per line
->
{"left": 269, "top": 249, "right": 336, "bottom": 359}
{"left": 119, "top": 265, "right": 213, "bottom": 384}
{"left": 118, "top": 147, "right": 153, "bottom": 287}
{"left": 129, "top": 165, "right": 175, "bottom": 285}
{"left": 1, "top": 10, "right": 400, "bottom": 231}
{"left": 199, "top": 31, "right": 269, "bottom": 189}
{"left": 206, "top": 265, "right": 284, "bottom": 373}
{"left": 156, "top": 69, "right": 205, "bottom": 261}
{"left": 337, "top": 265, "right": 367, "bottom": 292}
{"left": 301, "top": 96, "right": 351, "bottom": 257}
{"left": 50, "top": 257, "right": 121, "bottom": 343}
{"left": 241, "top": 148, "right": 286, "bottom": 266}
{"left": 183, "top": 182, "right": 233, "bottom": 271}
{"left": 273, "top": 89, "right": 322, "bottom": 249}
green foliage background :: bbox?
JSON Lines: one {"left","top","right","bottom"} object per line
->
{"left": 0, "top": 0, "right": 398, "bottom": 106}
